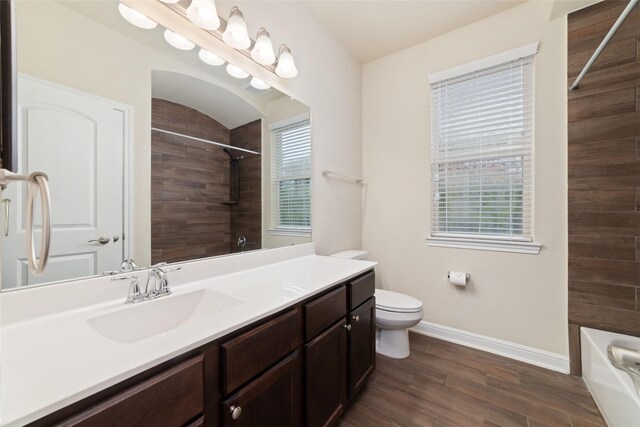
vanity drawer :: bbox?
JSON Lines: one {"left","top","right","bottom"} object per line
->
{"left": 305, "top": 285, "right": 347, "bottom": 341}
{"left": 59, "top": 356, "right": 204, "bottom": 427}
{"left": 222, "top": 309, "right": 300, "bottom": 395}
{"left": 349, "top": 271, "right": 375, "bottom": 310}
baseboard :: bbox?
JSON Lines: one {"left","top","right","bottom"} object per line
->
{"left": 411, "top": 321, "right": 570, "bottom": 374}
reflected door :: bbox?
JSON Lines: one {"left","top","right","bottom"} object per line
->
{"left": 1, "top": 76, "right": 126, "bottom": 288}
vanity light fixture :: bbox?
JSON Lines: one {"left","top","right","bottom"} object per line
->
{"left": 222, "top": 6, "right": 251, "bottom": 50}
{"left": 250, "top": 77, "right": 270, "bottom": 90}
{"left": 226, "top": 63, "right": 250, "bottom": 79}
{"left": 187, "top": 0, "right": 220, "bottom": 30}
{"left": 275, "top": 45, "right": 298, "bottom": 78}
{"left": 198, "top": 48, "right": 225, "bottom": 66}
{"left": 164, "top": 29, "right": 196, "bottom": 50}
{"left": 251, "top": 28, "right": 276, "bottom": 65}
{"left": 118, "top": 3, "right": 158, "bottom": 30}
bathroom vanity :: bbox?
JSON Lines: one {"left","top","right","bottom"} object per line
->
{"left": 0, "top": 244, "right": 376, "bottom": 427}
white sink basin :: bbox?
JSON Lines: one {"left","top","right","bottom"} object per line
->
{"left": 87, "top": 289, "right": 245, "bottom": 343}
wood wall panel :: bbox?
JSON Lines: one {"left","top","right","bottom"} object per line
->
{"left": 229, "top": 120, "right": 262, "bottom": 253}
{"left": 151, "top": 99, "right": 231, "bottom": 264}
{"left": 568, "top": 0, "right": 640, "bottom": 375}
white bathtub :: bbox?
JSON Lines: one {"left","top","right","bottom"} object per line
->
{"left": 581, "top": 327, "right": 640, "bottom": 427}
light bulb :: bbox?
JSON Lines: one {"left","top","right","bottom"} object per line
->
{"left": 163, "top": 30, "right": 195, "bottom": 51}
{"left": 222, "top": 6, "right": 250, "bottom": 49}
{"left": 251, "top": 28, "right": 276, "bottom": 65}
{"left": 226, "top": 64, "right": 249, "bottom": 79}
{"left": 250, "top": 77, "right": 270, "bottom": 90}
{"left": 118, "top": 3, "right": 157, "bottom": 30}
{"left": 275, "top": 45, "right": 298, "bottom": 78}
{"left": 187, "top": 0, "right": 220, "bottom": 30}
{"left": 198, "top": 48, "right": 225, "bottom": 66}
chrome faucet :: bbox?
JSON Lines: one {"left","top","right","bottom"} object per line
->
{"left": 111, "top": 263, "right": 181, "bottom": 304}
{"left": 120, "top": 258, "right": 139, "bottom": 272}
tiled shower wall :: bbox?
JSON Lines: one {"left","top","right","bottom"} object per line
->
{"left": 151, "top": 98, "right": 232, "bottom": 263}
{"left": 229, "top": 120, "right": 262, "bottom": 253}
{"left": 567, "top": 0, "right": 640, "bottom": 375}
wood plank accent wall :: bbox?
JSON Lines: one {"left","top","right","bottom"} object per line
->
{"left": 568, "top": 0, "right": 640, "bottom": 375}
{"left": 229, "top": 120, "right": 262, "bottom": 253}
{"left": 151, "top": 98, "right": 232, "bottom": 264}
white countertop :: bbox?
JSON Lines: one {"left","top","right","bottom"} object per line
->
{"left": 0, "top": 244, "right": 376, "bottom": 426}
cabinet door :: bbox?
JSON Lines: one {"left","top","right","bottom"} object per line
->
{"left": 222, "top": 352, "right": 301, "bottom": 427}
{"left": 306, "top": 319, "right": 348, "bottom": 427}
{"left": 348, "top": 297, "right": 375, "bottom": 399}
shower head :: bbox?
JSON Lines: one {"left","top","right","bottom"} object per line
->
{"left": 223, "top": 147, "right": 244, "bottom": 163}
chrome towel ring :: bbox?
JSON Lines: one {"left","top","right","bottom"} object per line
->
{"left": 0, "top": 169, "right": 52, "bottom": 276}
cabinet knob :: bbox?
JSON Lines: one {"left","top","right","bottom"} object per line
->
{"left": 230, "top": 405, "right": 242, "bottom": 420}
{"left": 352, "top": 315, "right": 360, "bottom": 322}
{"left": 344, "top": 324, "right": 352, "bottom": 331}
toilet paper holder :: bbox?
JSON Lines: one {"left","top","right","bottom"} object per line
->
{"left": 448, "top": 271, "right": 470, "bottom": 286}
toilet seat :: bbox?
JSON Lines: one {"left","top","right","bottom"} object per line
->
{"left": 375, "top": 289, "right": 423, "bottom": 313}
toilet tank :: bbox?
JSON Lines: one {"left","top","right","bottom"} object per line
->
{"left": 330, "top": 250, "right": 369, "bottom": 260}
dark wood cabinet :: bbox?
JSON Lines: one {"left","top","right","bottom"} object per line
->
{"left": 304, "top": 274, "right": 376, "bottom": 427}
{"left": 33, "top": 269, "right": 376, "bottom": 427}
{"left": 57, "top": 356, "right": 205, "bottom": 427}
{"left": 348, "top": 297, "right": 376, "bottom": 399}
{"left": 305, "top": 319, "right": 348, "bottom": 427}
{"left": 222, "top": 352, "right": 302, "bottom": 427}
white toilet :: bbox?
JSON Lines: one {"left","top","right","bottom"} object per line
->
{"left": 330, "top": 250, "right": 424, "bottom": 359}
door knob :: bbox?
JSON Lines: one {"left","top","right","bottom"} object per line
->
{"left": 88, "top": 235, "right": 110, "bottom": 244}
{"left": 229, "top": 405, "right": 242, "bottom": 420}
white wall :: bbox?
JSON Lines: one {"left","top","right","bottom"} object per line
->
{"left": 362, "top": 0, "right": 589, "bottom": 355}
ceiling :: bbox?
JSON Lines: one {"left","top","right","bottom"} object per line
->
{"left": 303, "top": 0, "right": 528, "bottom": 63}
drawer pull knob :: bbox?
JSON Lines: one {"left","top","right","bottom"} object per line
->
{"left": 344, "top": 324, "right": 352, "bottom": 331}
{"left": 352, "top": 315, "right": 360, "bottom": 322}
{"left": 230, "top": 405, "right": 242, "bottom": 419}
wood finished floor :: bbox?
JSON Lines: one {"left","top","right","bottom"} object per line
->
{"left": 339, "top": 332, "right": 605, "bottom": 427}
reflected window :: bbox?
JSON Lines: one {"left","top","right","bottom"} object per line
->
{"left": 271, "top": 118, "right": 311, "bottom": 233}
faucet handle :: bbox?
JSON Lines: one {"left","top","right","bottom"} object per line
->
{"left": 112, "top": 274, "right": 144, "bottom": 303}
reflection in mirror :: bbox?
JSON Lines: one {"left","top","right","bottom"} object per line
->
{"left": 1, "top": 0, "right": 310, "bottom": 291}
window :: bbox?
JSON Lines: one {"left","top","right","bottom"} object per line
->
{"left": 271, "top": 117, "right": 311, "bottom": 234}
{"left": 427, "top": 45, "right": 541, "bottom": 254}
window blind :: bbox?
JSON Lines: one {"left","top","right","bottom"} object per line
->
{"left": 430, "top": 56, "right": 534, "bottom": 241}
{"left": 272, "top": 119, "right": 311, "bottom": 230}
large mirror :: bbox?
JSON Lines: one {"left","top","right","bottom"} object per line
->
{"left": 0, "top": 0, "right": 311, "bottom": 290}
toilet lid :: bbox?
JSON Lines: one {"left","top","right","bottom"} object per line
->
{"left": 375, "top": 289, "right": 423, "bottom": 313}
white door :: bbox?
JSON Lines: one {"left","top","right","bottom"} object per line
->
{"left": 1, "top": 76, "right": 126, "bottom": 288}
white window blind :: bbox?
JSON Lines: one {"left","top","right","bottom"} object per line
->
{"left": 272, "top": 119, "right": 311, "bottom": 231}
{"left": 430, "top": 56, "right": 534, "bottom": 242}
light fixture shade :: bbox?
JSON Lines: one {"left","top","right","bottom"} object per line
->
{"left": 275, "top": 45, "right": 298, "bottom": 78}
{"left": 118, "top": 3, "right": 157, "bottom": 29}
{"left": 187, "top": 0, "right": 220, "bottom": 30}
{"left": 164, "top": 29, "right": 195, "bottom": 50}
{"left": 250, "top": 28, "right": 276, "bottom": 65}
{"left": 226, "top": 64, "right": 249, "bottom": 79}
{"left": 198, "top": 48, "right": 225, "bottom": 66}
{"left": 250, "top": 77, "right": 271, "bottom": 90}
{"left": 222, "top": 6, "right": 250, "bottom": 49}
{"left": 158, "top": 0, "right": 180, "bottom": 3}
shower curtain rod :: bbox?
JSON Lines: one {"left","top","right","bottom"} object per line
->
{"left": 569, "top": 0, "right": 639, "bottom": 91}
{"left": 151, "top": 127, "right": 261, "bottom": 155}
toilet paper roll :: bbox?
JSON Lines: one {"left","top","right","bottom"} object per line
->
{"left": 449, "top": 271, "right": 468, "bottom": 286}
